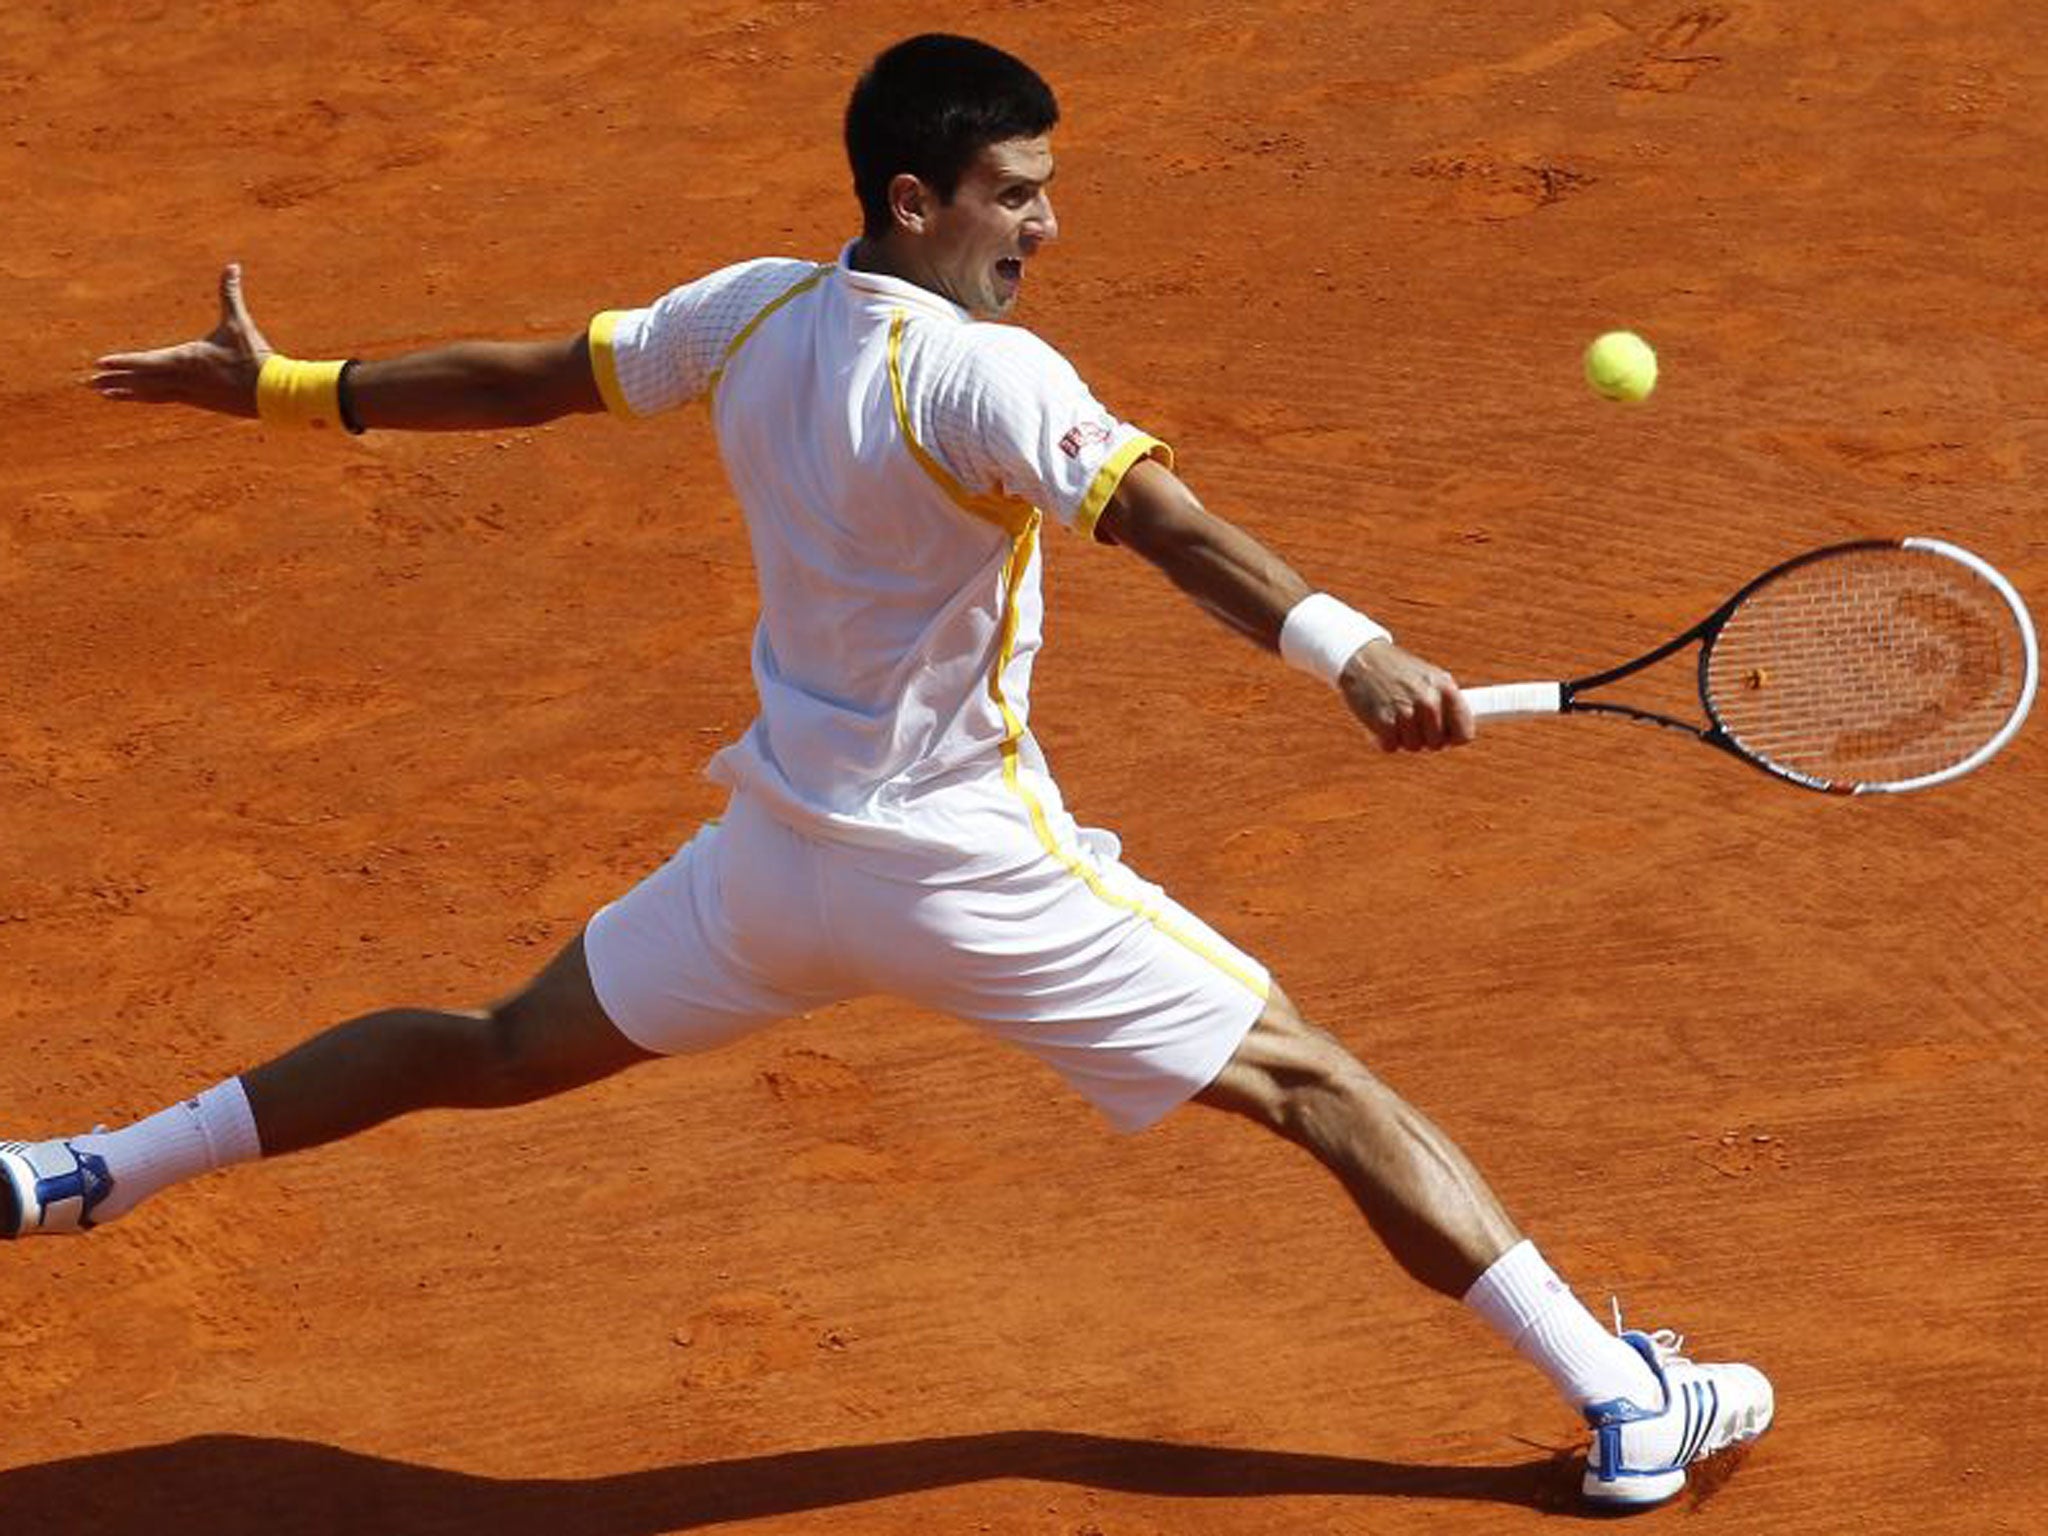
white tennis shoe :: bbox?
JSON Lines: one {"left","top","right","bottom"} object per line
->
{"left": 1580, "top": 1321, "right": 1774, "bottom": 1507}
{"left": 0, "top": 1138, "right": 115, "bottom": 1238}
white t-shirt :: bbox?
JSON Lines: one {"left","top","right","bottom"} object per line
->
{"left": 589, "top": 245, "right": 1169, "bottom": 875}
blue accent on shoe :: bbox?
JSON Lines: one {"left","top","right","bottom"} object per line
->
{"left": 1676, "top": 1379, "right": 1718, "bottom": 1469}
{"left": 1582, "top": 1330, "right": 1676, "bottom": 1485}
{"left": 1583, "top": 1338, "right": 1671, "bottom": 1426}
{"left": 30, "top": 1144, "right": 114, "bottom": 1231}
{"left": 1592, "top": 1423, "right": 1623, "bottom": 1485}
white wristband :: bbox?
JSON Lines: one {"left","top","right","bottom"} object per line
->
{"left": 1279, "top": 593, "right": 1392, "bottom": 687}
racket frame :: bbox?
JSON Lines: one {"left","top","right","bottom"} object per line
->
{"left": 1468, "top": 537, "right": 2039, "bottom": 795}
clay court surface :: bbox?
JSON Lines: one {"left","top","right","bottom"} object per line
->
{"left": 3, "top": 2, "right": 2044, "bottom": 1531}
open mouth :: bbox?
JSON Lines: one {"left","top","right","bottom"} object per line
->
{"left": 995, "top": 257, "right": 1023, "bottom": 284}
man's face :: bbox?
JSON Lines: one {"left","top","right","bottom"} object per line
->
{"left": 915, "top": 135, "right": 1058, "bottom": 319}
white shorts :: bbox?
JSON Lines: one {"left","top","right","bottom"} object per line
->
{"left": 584, "top": 792, "right": 1269, "bottom": 1132}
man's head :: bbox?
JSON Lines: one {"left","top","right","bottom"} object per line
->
{"left": 845, "top": 35, "right": 1061, "bottom": 318}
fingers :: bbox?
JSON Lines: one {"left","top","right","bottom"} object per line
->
{"left": 87, "top": 343, "right": 193, "bottom": 399}
{"left": 1357, "top": 668, "right": 1475, "bottom": 754}
{"left": 91, "top": 350, "right": 174, "bottom": 377}
{"left": 85, "top": 385, "right": 178, "bottom": 405}
{"left": 218, "top": 261, "right": 253, "bottom": 331}
{"left": 216, "top": 259, "right": 274, "bottom": 357}
{"left": 87, "top": 371, "right": 183, "bottom": 403}
{"left": 1374, "top": 700, "right": 1443, "bottom": 753}
{"left": 89, "top": 359, "right": 149, "bottom": 400}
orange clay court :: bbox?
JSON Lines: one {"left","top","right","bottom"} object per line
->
{"left": 2, "top": 3, "right": 2043, "bottom": 1532}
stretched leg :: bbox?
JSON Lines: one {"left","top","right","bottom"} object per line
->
{"left": 1195, "top": 987, "right": 1643, "bottom": 1386}
{"left": 3, "top": 932, "right": 654, "bottom": 1232}
{"left": 1192, "top": 986, "right": 1772, "bottom": 1507}
{"left": 245, "top": 932, "right": 655, "bottom": 1156}
{"left": 1194, "top": 986, "right": 1518, "bottom": 1295}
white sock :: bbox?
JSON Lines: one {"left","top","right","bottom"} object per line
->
{"left": 1464, "top": 1239, "right": 1661, "bottom": 1410}
{"left": 69, "top": 1078, "right": 264, "bottom": 1224}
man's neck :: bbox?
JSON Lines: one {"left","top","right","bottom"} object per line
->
{"left": 849, "top": 236, "right": 930, "bottom": 293}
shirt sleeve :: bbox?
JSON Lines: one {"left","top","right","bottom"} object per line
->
{"left": 928, "top": 326, "right": 1173, "bottom": 540}
{"left": 587, "top": 258, "right": 823, "bottom": 420}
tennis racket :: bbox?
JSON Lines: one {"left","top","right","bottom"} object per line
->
{"left": 1463, "top": 537, "right": 2038, "bottom": 794}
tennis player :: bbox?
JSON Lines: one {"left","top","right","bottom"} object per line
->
{"left": 14, "top": 33, "right": 1769, "bottom": 1508}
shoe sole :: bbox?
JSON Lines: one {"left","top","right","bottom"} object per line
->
{"left": 1581, "top": 1465, "right": 1688, "bottom": 1508}
{"left": 1580, "top": 1406, "right": 1772, "bottom": 1507}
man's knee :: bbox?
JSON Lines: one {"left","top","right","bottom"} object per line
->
{"left": 479, "top": 934, "right": 655, "bottom": 1102}
{"left": 1196, "top": 989, "right": 1378, "bottom": 1137}
{"left": 469, "top": 1004, "right": 552, "bottom": 1103}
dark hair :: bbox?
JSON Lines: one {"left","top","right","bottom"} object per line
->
{"left": 845, "top": 34, "right": 1059, "bottom": 239}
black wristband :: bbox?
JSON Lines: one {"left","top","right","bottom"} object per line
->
{"left": 335, "top": 358, "right": 367, "bottom": 436}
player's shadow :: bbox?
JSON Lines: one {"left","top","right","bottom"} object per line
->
{"left": 0, "top": 1429, "right": 1577, "bottom": 1532}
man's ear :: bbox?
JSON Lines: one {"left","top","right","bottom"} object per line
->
{"left": 886, "top": 172, "right": 933, "bottom": 234}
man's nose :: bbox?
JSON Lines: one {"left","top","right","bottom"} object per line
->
{"left": 1029, "top": 194, "right": 1058, "bottom": 244}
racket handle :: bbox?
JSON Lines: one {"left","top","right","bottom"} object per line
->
{"left": 1463, "top": 682, "right": 1565, "bottom": 721}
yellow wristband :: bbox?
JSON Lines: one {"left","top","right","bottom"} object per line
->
{"left": 255, "top": 355, "right": 348, "bottom": 430}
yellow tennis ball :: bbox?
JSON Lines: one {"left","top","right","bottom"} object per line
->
{"left": 1584, "top": 330, "right": 1658, "bottom": 402}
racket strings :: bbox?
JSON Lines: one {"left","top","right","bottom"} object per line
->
{"left": 1704, "top": 547, "right": 2029, "bottom": 788}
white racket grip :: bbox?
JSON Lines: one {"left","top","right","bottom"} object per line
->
{"left": 1463, "top": 682, "right": 1566, "bottom": 721}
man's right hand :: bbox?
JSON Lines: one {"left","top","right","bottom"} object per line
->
{"left": 90, "top": 263, "right": 274, "bottom": 417}
{"left": 1339, "top": 639, "right": 1477, "bottom": 753}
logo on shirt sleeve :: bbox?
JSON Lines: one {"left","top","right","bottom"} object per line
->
{"left": 1058, "top": 418, "right": 1113, "bottom": 459}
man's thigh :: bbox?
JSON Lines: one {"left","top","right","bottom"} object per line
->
{"left": 839, "top": 832, "right": 1270, "bottom": 1133}
{"left": 582, "top": 801, "right": 849, "bottom": 1056}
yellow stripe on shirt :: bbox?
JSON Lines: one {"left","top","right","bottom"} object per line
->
{"left": 889, "top": 306, "right": 1265, "bottom": 998}
{"left": 589, "top": 264, "right": 832, "bottom": 420}
{"left": 886, "top": 310, "right": 1037, "bottom": 537}
{"left": 708, "top": 265, "right": 832, "bottom": 398}
{"left": 979, "top": 502, "right": 1268, "bottom": 1000}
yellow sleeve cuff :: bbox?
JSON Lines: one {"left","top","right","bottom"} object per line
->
{"left": 587, "top": 311, "right": 634, "bottom": 419}
{"left": 255, "top": 355, "right": 348, "bottom": 430}
{"left": 1076, "top": 432, "right": 1174, "bottom": 542}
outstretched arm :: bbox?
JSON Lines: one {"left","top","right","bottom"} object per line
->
{"left": 90, "top": 264, "right": 605, "bottom": 430}
{"left": 1095, "top": 456, "right": 1474, "bottom": 753}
